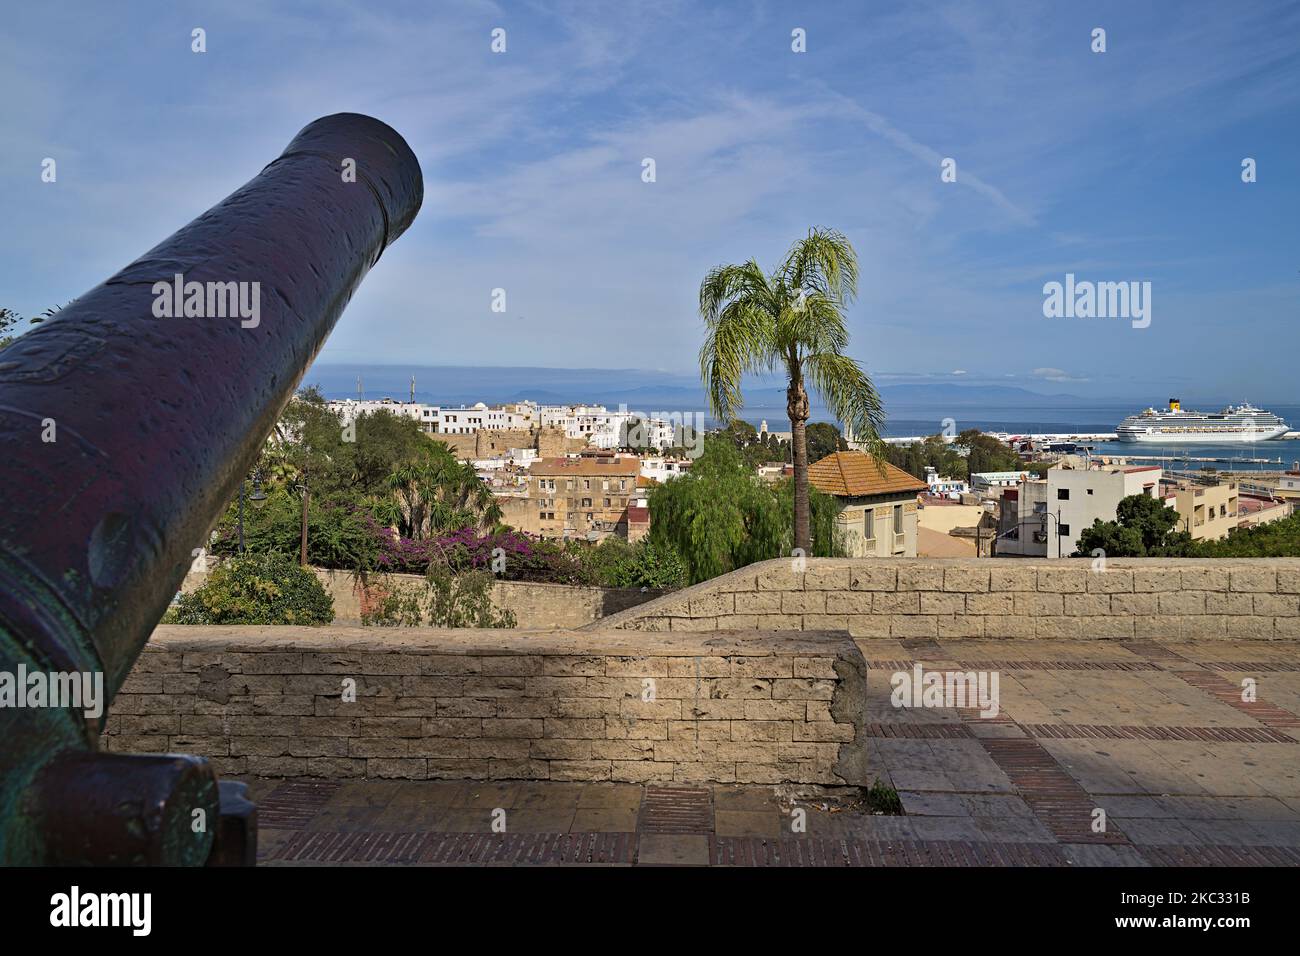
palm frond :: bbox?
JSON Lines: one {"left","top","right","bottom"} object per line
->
{"left": 803, "top": 351, "right": 887, "bottom": 467}
{"left": 780, "top": 227, "right": 859, "bottom": 306}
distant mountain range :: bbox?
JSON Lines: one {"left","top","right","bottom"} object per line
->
{"left": 305, "top": 363, "right": 1094, "bottom": 408}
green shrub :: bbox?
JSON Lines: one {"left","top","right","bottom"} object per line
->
{"left": 598, "top": 539, "right": 688, "bottom": 590}
{"left": 360, "top": 579, "right": 426, "bottom": 627}
{"left": 170, "top": 552, "right": 334, "bottom": 625}
{"left": 359, "top": 567, "right": 516, "bottom": 628}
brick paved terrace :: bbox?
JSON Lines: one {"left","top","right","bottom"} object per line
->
{"left": 226, "top": 636, "right": 1300, "bottom": 866}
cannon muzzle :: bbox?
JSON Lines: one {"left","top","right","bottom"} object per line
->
{"left": 0, "top": 113, "right": 423, "bottom": 864}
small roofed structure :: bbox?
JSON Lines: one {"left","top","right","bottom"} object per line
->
{"left": 807, "top": 452, "right": 927, "bottom": 557}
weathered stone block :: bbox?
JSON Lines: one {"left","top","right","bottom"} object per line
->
{"left": 850, "top": 566, "right": 897, "bottom": 591}
{"left": 1230, "top": 568, "right": 1277, "bottom": 593}
{"left": 1038, "top": 568, "right": 1086, "bottom": 593}
{"left": 943, "top": 567, "right": 990, "bottom": 592}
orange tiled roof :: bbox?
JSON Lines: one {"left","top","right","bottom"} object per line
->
{"left": 807, "top": 451, "right": 928, "bottom": 498}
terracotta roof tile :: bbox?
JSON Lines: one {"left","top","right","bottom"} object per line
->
{"left": 807, "top": 451, "right": 928, "bottom": 498}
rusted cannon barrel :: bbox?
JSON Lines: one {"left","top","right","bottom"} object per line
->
{"left": 0, "top": 113, "right": 423, "bottom": 864}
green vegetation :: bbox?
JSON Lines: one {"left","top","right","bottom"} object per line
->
{"left": 698, "top": 227, "right": 885, "bottom": 555}
{"left": 1075, "top": 494, "right": 1300, "bottom": 558}
{"left": 167, "top": 553, "right": 334, "bottom": 625}
{"left": 1190, "top": 512, "right": 1300, "bottom": 557}
{"left": 885, "top": 429, "right": 1023, "bottom": 483}
{"left": 0, "top": 306, "right": 48, "bottom": 350}
{"left": 362, "top": 567, "right": 517, "bottom": 628}
{"left": 647, "top": 437, "right": 843, "bottom": 584}
{"left": 866, "top": 778, "right": 904, "bottom": 815}
{"left": 579, "top": 537, "right": 689, "bottom": 590}
{"left": 206, "top": 388, "right": 690, "bottom": 599}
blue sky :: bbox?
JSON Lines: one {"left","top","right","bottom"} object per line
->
{"left": 2, "top": 0, "right": 1298, "bottom": 401}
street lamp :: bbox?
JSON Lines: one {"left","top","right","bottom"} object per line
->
{"left": 296, "top": 474, "right": 309, "bottom": 567}
{"left": 1022, "top": 508, "right": 1061, "bottom": 558}
{"left": 237, "top": 470, "right": 268, "bottom": 555}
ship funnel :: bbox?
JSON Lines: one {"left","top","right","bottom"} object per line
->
{"left": 1169, "top": 398, "right": 1181, "bottom": 411}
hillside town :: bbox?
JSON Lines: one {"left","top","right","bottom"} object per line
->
{"left": 321, "top": 395, "right": 1297, "bottom": 560}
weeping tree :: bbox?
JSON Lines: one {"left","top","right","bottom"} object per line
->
{"left": 387, "top": 441, "right": 502, "bottom": 539}
{"left": 647, "top": 437, "right": 842, "bottom": 584}
{"left": 698, "top": 228, "right": 887, "bottom": 554}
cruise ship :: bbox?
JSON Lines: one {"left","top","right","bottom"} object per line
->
{"left": 1116, "top": 399, "right": 1290, "bottom": 444}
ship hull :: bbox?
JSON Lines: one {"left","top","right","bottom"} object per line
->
{"left": 1116, "top": 427, "right": 1289, "bottom": 444}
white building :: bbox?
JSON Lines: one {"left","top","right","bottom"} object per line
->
{"left": 996, "top": 465, "right": 1163, "bottom": 558}
{"left": 327, "top": 399, "right": 438, "bottom": 432}
{"left": 639, "top": 456, "right": 693, "bottom": 483}
{"left": 971, "top": 471, "right": 1031, "bottom": 497}
{"left": 924, "top": 467, "right": 969, "bottom": 499}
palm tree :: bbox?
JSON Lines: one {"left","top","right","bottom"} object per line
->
{"left": 699, "top": 227, "right": 886, "bottom": 554}
{"left": 387, "top": 442, "right": 503, "bottom": 539}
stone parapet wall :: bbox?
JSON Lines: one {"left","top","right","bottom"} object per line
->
{"left": 589, "top": 558, "right": 1300, "bottom": 641}
{"left": 101, "top": 626, "right": 869, "bottom": 785}
{"left": 182, "top": 569, "right": 663, "bottom": 628}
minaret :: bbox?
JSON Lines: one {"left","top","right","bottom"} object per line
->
{"left": 410, "top": 375, "right": 416, "bottom": 403}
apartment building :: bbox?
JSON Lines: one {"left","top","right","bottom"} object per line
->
{"left": 1274, "top": 469, "right": 1300, "bottom": 503}
{"left": 327, "top": 398, "right": 438, "bottom": 432}
{"left": 807, "top": 452, "right": 928, "bottom": 558}
{"left": 639, "top": 456, "right": 693, "bottom": 483}
{"left": 971, "top": 471, "right": 1031, "bottom": 498}
{"left": 1163, "top": 481, "right": 1239, "bottom": 542}
{"left": 438, "top": 402, "right": 534, "bottom": 434}
{"left": 997, "top": 465, "right": 1163, "bottom": 558}
{"left": 513, "top": 455, "right": 641, "bottom": 540}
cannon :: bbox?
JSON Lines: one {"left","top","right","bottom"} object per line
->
{"left": 0, "top": 113, "right": 423, "bottom": 865}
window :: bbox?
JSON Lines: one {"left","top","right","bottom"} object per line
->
{"left": 604, "top": 498, "right": 611, "bottom": 507}
{"left": 1057, "top": 489, "right": 1070, "bottom": 501}
{"left": 893, "top": 504, "right": 903, "bottom": 535}
{"left": 582, "top": 498, "right": 592, "bottom": 508}
{"left": 863, "top": 508, "right": 874, "bottom": 540}
{"left": 1086, "top": 489, "right": 1093, "bottom": 495}
{"left": 1058, "top": 524, "right": 1070, "bottom": 536}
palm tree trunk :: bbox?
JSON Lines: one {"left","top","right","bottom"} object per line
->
{"left": 788, "top": 376, "right": 812, "bottom": 555}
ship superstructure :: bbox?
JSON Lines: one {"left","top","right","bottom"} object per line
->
{"left": 1116, "top": 399, "right": 1289, "bottom": 443}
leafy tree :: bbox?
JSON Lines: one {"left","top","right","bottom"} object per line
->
{"left": 168, "top": 552, "right": 334, "bottom": 625}
{"left": 1073, "top": 520, "right": 1145, "bottom": 559}
{"left": 699, "top": 227, "right": 885, "bottom": 555}
{"left": 1117, "top": 493, "right": 1184, "bottom": 553}
{"left": 211, "top": 488, "right": 383, "bottom": 571}
{"left": 647, "top": 437, "right": 842, "bottom": 583}
{"left": 1184, "top": 511, "right": 1300, "bottom": 557}
{"left": 720, "top": 420, "right": 758, "bottom": 447}
{"left": 1074, "top": 493, "right": 1191, "bottom": 557}
{"left": 805, "top": 422, "right": 847, "bottom": 464}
